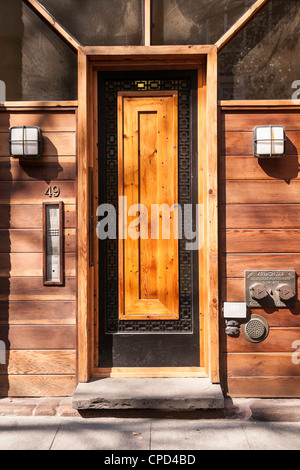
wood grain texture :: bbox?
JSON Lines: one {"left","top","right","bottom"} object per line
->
{"left": 220, "top": 155, "right": 300, "bottom": 181}
{"left": 222, "top": 277, "right": 300, "bottom": 308}
{"left": 221, "top": 131, "right": 300, "bottom": 156}
{"left": 227, "top": 377, "right": 300, "bottom": 398}
{"left": 118, "top": 93, "right": 179, "bottom": 321}
{"left": 0, "top": 132, "right": 76, "bottom": 157}
{"left": 143, "top": 0, "right": 151, "bottom": 46}
{"left": 222, "top": 229, "right": 300, "bottom": 253}
{"left": 226, "top": 181, "right": 300, "bottom": 204}
{"left": 221, "top": 111, "right": 300, "bottom": 132}
{"left": 223, "top": 253, "right": 300, "bottom": 278}
{"left": 0, "top": 182, "right": 76, "bottom": 204}
{"left": 226, "top": 328, "right": 300, "bottom": 353}
{"left": 0, "top": 375, "right": 77, "bottom": 397}
{"left": 0, "top": 106, "right": 78, "bottom": 396}
{"left": 0, "top": 325, "right": 76, "bottom": 349}
{"left": 0, "top": 350, "right": 76, "bottom": 375}
{"left": 0, "top": 229, "right": 76, "bottom": 253}
{"left": 0, "top": 204, "right": 76, "bottom": 229}
{"left": 93, "top": 367, "right": 208, "bottom": 378}
{"left": 77, "top": 49, "right": 90, "bottom": 383}
{"left": 227, "top": 353, "right": 300, "bottom": 377}
{"left": 0, "top": 301, "right": 76, "bottom": 324}
{"left": 0, "top": 111, "right": 76, "bottom": 132}
{"left": 221, "top": 106, "right": 300, "bottom": 397}
{"left": 0, "top": 277, "right": 76, "bottom": 301}
{"left": 0, "top": 158, "right": 76, "bottom": 181}
{"left": 82, "top": 45, "right": 214, "bottom": 57}
{"left": 0, "top": 253, "right": 76, "bottom": 277}
{"left": 220, "top": 204, "right": 300, "bottom": 229}
{"left": 206, "top": 48, "right": 219, "bottom": 383}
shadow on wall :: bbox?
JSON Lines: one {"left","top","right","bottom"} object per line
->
{"left": 259, "top": 138, "right": 299, "bottom": 183}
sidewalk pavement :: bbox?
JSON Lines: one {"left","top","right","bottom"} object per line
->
{"left": 0, "top": 416, "right": 300, "bottom": 450}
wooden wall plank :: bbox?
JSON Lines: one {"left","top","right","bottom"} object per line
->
{"left": 0, "top": 132, "right": 76, "bottom": 157}
{"left": 221, "top": 107, "right": 300, "bottom": 398}
{"left": 226, "top": 328, "right": 300, "bottom": 353}
{"left": 227, "top": 353, "right": 300, "bottom": 377}
{"left": 221, "top": 111, "right": 300, "bottom": 132}
{"left": 0, "top": 229, "right": 76, "bottom": 253}
{"left": 221, "top": 156, "right": 300, "bottom": 181}
{"left": 222, "top": 229, "right": 300, "bottom": 253}
{"left": 223, "top": 253, "right": 300, "bottom": 278}
{"left": 0, "top": 301, "right": 76, "bottom": 325}
{"left": 0, "top": 204, "right": 76, "bottom": 229}
{"left": 0, "top": 350, "right": 76, "bottom": 375}
{"left": 226, "top": 181, "right": 300, "bottom": 204}
{"left": 0, "top": 107, "right": 77, "bottom": 397}
{"left": 0, "top": 375, "right": 77, "bottom": 397}
{"left": 221, "top": 204, "right": 300, "bottom": 229}
{"left": 221, "top": 131, "right": 300, "bottom": 156}
{"left": 0, "top": 111, "right": 76, "bottom": 132}
{"left": 0, "top": 277, "right": 76, "bottom": 301}
{"left": 0, "top": 325, "right": 76, "bottom": 349}
{"left": 0, "top": 253, "right": 76, "bottom": 277}
{"left": 0, "top": 182, "right": 76, "bottom": 204}
{"left": 0, "top": 159, "right": 76, "bottom": 181}
{"left": 223, "top": 276, "right": 300, "bottom": 304}
{"left": 227, "top": 377, "right": 300, "bottom": 398}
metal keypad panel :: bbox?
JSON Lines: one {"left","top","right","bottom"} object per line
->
{"left": 245, "top": 270, "right": 296, "bottom": 308}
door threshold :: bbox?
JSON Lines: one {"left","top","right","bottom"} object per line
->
{"left": 72, "top": 377, "right": 224, "bottom": 411}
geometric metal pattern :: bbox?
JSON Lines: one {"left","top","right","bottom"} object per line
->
{"left": 100, "top": 76, "right": 194, "bottom": 334}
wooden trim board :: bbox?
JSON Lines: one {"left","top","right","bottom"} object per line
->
{"left": 92, "top": 368, "right": 208, "bottom": 379}
{"left": 78, "top": 50, "right": 219, "bottom": 384}
{"left": 24, "top": 0, "right": 81, "bottom": 51}
{"left": 216, "top": 0, "right": 271, "bottom": 52}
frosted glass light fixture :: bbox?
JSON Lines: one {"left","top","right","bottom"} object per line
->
{"left": 253, "top": 125, "right": 285, "bottom": 158}
{"left": 9, "top": 126, "right": 42, "bottom": 158}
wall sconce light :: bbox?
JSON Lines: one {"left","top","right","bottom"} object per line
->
{"left": 253, "top": 125, "right": 286, "bottom": 158}
{"left": 9, "top": 126, "right": 42, "bottom": 159}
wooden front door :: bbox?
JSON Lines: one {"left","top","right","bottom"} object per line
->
{"left": 98, "top": 71, "right": 199, "bottom": 369}
{"left": 118, "top": 92, "right": 179, "bottom": 321}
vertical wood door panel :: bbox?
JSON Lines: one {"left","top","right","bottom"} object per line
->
{"left": 118, "top": 93, "right": 179, "bottom": 320}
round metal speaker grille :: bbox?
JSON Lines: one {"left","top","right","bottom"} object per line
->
{"left": 241, "top": 315, "right": 269, "bottom": 343}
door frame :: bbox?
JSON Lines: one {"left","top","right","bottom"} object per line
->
{"left": 77, "top": 46, "right": 219, "bottom": 383}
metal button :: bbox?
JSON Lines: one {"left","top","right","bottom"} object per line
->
{"left": 275, "top": 283, "right": 295, "bottom": 301}
{"left": 249, "top": 282, "right": 268, "bottom": 300}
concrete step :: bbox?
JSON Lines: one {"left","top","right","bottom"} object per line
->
{"left": 72, "top": 378, "right": 224, "bottom": 411}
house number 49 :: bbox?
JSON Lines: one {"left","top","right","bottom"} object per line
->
{"left": 45, "top": 185, "right": 60, "bottom": 198}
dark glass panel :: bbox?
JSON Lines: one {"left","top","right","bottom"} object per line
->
{"left": 151, "top": 0, "right": 257, "bottom": 45}
{"left": 38, "top": 0, "right": 143, "bottom": 46}
{"left": 0, "top": 0, "right": 77, "bottom": 101}
{"left": 218, "top": 0, "right": 300, "bottom": 100}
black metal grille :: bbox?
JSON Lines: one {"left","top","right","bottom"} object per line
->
{"left": 99, "top": 75, "right": 194, "bottom": 334}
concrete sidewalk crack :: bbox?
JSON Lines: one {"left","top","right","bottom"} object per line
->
{"left": 149, "top": 421, "right": 152, "bottom": 450}
{"left": 241, "top": 423, "right": 253, "bottom": 450}
{"left": 49, "top": 420, "right": 62, "bottom": 450}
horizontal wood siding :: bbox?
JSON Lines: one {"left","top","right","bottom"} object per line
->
{"left": 220, "top": 107, "right": 300, "bottom": 398}
{"left": 0, "top": 107, "right": 77, "bottom": 397}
